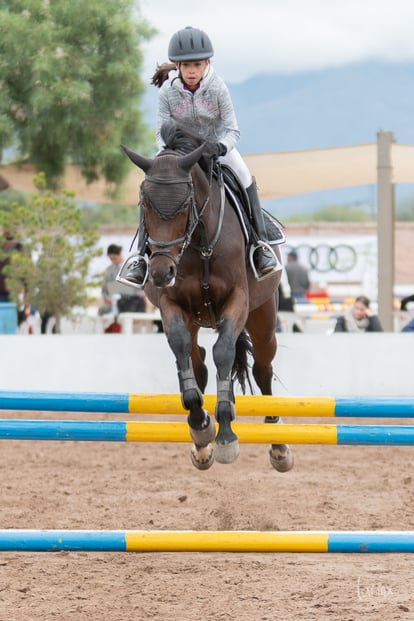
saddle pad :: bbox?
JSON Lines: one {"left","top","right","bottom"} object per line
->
{"left": 264, "top": 211, "right": 286, "bottom": 246}
{"left": 225, "top": 185, "right": 285, "bottom": 246}
{"left": 220, "top": 163, "right": 285, "bottom": 246}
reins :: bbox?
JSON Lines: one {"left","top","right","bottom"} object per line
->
{"left": 196, "top": 166, "right": 225, "bottom": 328}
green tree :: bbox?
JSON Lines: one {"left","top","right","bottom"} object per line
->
{"left": 0, "top": 173, "right": 102, "bottom": 332}
{"left": 0, "top": 0, "right": 155, "bottom": 188}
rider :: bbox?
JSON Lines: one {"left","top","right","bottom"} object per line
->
{"left": 126, "top": 26, "right": 279, "bottom": 285}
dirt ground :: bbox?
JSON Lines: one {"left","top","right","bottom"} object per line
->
{"left": 1, "top": 409, "right": 414, "bottom": 621}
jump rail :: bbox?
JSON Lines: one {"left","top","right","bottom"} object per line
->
{"left": 1, "top": 529, "right": 414, "bottom": 553}
{"left": 1, "top": 420, "right": 414, "bottom": 444}
{"left": 3, "top": 392, "right": 413, "bottom": 556}
{"left": 0, "top": 391, "right": 413, "bottom": 417}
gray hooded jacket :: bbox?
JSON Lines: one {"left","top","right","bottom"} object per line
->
{"left": 156, "top": 65, "right": 240, "bottom": 154}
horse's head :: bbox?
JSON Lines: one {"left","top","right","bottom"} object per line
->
{"left": 121, "top": 143, "right": 206, "bottom": 288}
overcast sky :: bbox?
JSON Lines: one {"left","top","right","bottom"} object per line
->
{"left": 139, "top": 0, "right": 414, "bottom": 83}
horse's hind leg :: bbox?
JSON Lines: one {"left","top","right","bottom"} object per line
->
{"left": 192, "top": 340, "right": 208, "bottom": 394}
{"left": 265, "top": 416, "right": 294, "bottom": 472}
{"left": 247, "top": 304, "right": 294, "bottom": 473}
{"left": 167, "top": 317, "right": 215, "bottom": 470}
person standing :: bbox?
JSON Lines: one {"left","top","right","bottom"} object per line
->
{"left": 401, "top": 317, "right": 414, "bottom": 332}
{"left": 284, "top": 250, "right": 310, "bottom": 300}
{"left": 0, "top": 231, "right": 23, "bottom": 302}
{"left": 400, "top": 293, "right": 414, "bottom": 311}
{"left": 0, "top": 230, "right": 28, "bottom": 329}
{"left": 99, "top": 244, "right": 145, "bottom": 316}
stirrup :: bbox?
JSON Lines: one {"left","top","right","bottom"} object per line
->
{"left": 116, "top": 253, "right": 149, "bottom": 290}
{"left": 249, "top": 241, "right": 283, "bottom": 282}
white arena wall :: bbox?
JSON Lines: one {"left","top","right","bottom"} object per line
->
{"left": 0, "top": 333, "right": 411, "bottom": 397}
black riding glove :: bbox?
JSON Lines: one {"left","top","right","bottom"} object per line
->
{"left": 216, "top": 143, "right": 227, "bottom": 157}
{"left": 204, "top": 142, "right": 227, "bottom": 159}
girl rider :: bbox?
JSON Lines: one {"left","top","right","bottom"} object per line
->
{"left": 126, "top": 26, "right": 279, "bottom": 284}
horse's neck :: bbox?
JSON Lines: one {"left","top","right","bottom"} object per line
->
{"left": 192, "top": 166, "right": 216, "bottom": 213}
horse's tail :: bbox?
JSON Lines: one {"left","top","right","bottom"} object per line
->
{"left": 232, "top": 329, "right": 253, "bottom": 395}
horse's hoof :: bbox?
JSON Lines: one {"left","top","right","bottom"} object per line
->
{"left": 269, "top": 445, "right": 294, "bottom": 472}
{"left": 189, "top": 415, "right": 216, "bottom": 446}
{"left": 214, "top": 439, "right": 240, "bottom": 464}
{"left": 191, "top": 444, "right": 215, "bottom": 470}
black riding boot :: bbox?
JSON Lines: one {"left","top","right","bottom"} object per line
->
{"left": 246, "top": 181, "right": 279, "bottom": 278}
{"left": 126, "top": 211, "right": 148, "bottom": 285}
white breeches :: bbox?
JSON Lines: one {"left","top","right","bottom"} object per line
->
{"left": 219, "top": 149, "right": 252, "bottom": 188}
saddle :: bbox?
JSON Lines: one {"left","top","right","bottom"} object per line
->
{"left": 214, "top": 163, "right": 285, "bottom": 247}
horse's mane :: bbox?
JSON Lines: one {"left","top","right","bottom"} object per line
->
{"left": 159, "top": 121, "right": 217, "bottom": 183}
{"left": 160, "top": 120, "right": 204, "bottom": 155}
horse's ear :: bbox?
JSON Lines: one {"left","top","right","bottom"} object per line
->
{"left": 120, "top": 145, "right": 154, "bottom": 173}
{"left": 177, "top": 143, "right": 206, "bottom": 173}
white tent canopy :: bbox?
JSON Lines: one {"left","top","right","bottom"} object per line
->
{"left": 245, "top": 143, "right": 414, "bottom": 199}
{"left": 2, "top": 141, "right": 414, "bottom": 203}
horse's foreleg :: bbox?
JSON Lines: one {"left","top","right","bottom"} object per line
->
{"left": 167, "top": 315, "right": 215, "bottom": 470}
{"left": 212, "top": 316, "right": 240, "bottom": 464}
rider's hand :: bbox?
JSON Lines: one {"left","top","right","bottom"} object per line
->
{"left": 204, "top": 142, "right": 227, "bottom": 159}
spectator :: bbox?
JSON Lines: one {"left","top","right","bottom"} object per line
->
{"left": 285, "top": 249, "right": 310, "bottom": 300}
{"left": 276, "top": 282, "right": 302, "bottom": 333}
{"left": 402, "top": 317, "right": 414, "bottom": 332}
{"left": 0, "top": 230, "right": 28, "bottom": 328}
{"left": 400, "top": 294, "right": 414, "bottom": 311}
{"left": 334, "top": 295, "right": 383, "bottom": 332}
{"left": 277, "top": 282, "right": 294, "bottom": 313}
{"left": 0, "top": 230, "right": 23, "bottom": 302}
{"left": 98, "top": 244, "right": 145, "bottom": 316}
{"left": 40, "top": 311, "right": 56, "bottom": 334}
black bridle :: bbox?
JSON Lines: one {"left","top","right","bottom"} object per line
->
{"left": 142, "top": 165, "right": 226, "bottom": 328}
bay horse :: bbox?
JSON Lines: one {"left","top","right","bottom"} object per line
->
{"left": 120, "top": 124, "right": 294, "bottom": 472}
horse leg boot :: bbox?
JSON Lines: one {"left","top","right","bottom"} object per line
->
{"left": 247, "top": 180, "right": 281, "bottom": 279}
{"left": 126, "top": 209, "right": 148, "bottom": 285}
{"left": 212, "top": 319, "right": 240, "bottom": 463}
{"left": 178, "top": 367, "right": 216, "bottom": 470}
{"left": 214, "top": 376, "right": 239, "bottom": 464}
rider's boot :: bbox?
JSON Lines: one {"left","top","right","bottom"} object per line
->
{"left": 246, "top": 180, "right": 280, "bottom": 278}
{"left": 126, "top": 210, "right": 148, "bottom": 285}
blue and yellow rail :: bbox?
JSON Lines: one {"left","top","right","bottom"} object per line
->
{"left": 1, "top": 419, "right": 414, "bottom": 444}
{"left": 0, "top": 391, "right": 413, "bottom": 417}
{"left": 0, "top": 529, "right": 413, "bottom": 552}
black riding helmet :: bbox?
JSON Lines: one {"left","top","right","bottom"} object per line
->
{"left": 168, "top": 26, "right": 214, "bottom": 62}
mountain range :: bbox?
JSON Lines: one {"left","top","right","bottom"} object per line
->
{"left": 142, "top": 60, "right": 414, "bottom": 217}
